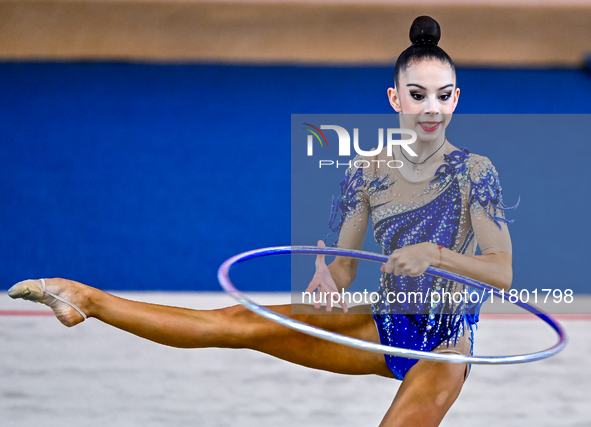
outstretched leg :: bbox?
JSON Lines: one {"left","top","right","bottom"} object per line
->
{"left": 9, "top": 278, "right": 395, "bottom": 378}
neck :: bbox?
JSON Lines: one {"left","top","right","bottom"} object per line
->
{"left": 397, "top": 136, "right": 447, "bottom": 177}
{"left": 409, "top": 136, "right": 446, "bottom": 161}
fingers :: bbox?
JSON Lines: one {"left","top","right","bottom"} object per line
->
{"left": 305, "top": 279, "right": 319, "bottom": 294}
{"left": 323, "top": 289, "right": 349, "bottom": 313}
{"left": 306, "top": 277, "right": 333, "bottom": 310}
{"left": 310, "top": 240, "right": 348, "bottom": 313}
{"left": 380, "top": 250, "right": 427, "bottom": 276}
{"left": 315, "top": 240, "right": 327, "bottom": 267}
{"left": 381, "top": 262, "right": 398, "bottom": 274}
{"left": 340, "top": 300, "right": 349, "bottom": 313}
{"left": 326, "top": 293, "right": 333, "bottom": 312}
{"left": 380, "top": 260, "right": 427, "bottom": 277}
{"left": 305, "top": 278, "right": 324, "bottom": 309}
{"left": 381, "top": 251, "right": 399, "bottom": 274}
{"left": 382, "top": 243, "right": 440, "bottom": 277}
{"left": 306, "top": 280, "right": 349, "bottom": 313}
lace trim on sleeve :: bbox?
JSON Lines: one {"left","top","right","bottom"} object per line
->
{"left": 469, "top": 157, "right": 519, "bottom": 229}
{"left": 325, "top": 163, "right": 389, "bottom": 245}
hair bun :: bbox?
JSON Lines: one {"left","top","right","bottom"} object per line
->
{"left": 409, "top": 16, "right": 441, "bottom": 46}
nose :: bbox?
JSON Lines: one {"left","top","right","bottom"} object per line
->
{"left": 423, "top": 96, "right": 440, "bottom": 115}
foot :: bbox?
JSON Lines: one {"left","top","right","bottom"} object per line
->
{"left": 8, "top": 278, "right": 88, "bottom": 327}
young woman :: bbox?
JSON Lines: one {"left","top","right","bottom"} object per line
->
{"left": 9, "top": 16, "right": 513, "bottom": 427}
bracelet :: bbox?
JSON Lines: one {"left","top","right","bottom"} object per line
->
{"left": 437, "top": 245, "right": 444, "bottom": 268}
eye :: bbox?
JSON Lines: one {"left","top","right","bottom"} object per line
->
{"left": 440, "top": 92, "right": 452, "bottom": 101}
{"left": 410, "top": 91, "right": 424, "bottom": 100}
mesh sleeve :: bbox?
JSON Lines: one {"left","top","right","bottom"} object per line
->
{"left": 326, "top": 157, "right": 370, "bottom": 250}
{"left": 469, "top": 157, "right": 516, "bottom": 254}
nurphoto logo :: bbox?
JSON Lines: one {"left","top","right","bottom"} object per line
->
{"left": 303, "top": 124, "right": 418, "bottom": 169}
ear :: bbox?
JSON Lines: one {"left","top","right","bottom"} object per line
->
{"left": 452, "top": 87, "right": 460, "bottom": 112}
{"left": 387, "top": 87, "right": 402, "bottom": 113}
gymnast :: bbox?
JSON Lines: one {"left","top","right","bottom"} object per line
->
{"left": 9, "top": 16, "right": 515, "bottom": 427}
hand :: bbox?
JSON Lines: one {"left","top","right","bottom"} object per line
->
{"left": 305, "top": 240, "right": 349, "bottom": 313}
{"left": 380, "top": 242, "right": 438, "bottom": 277}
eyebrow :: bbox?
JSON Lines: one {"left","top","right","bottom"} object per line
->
{"left": 406, "top": 83, "right": 454, "bottom": 90}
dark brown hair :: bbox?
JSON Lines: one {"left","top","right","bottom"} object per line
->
{"left": 394, "top": 16, "right": 456, "bottom": 87}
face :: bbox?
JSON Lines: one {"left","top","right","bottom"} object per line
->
{"left": 387, "top": 59, "right": 460, "bottom": 143}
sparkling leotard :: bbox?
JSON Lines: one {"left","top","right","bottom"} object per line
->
{"left": 329, "top": 147, "right": 515, "bottom": 380}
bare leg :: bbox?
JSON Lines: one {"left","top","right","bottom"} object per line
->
{"left": 12, "top": 278, "right": 395, "bottom": 377}
{"left": 10, "top": 277, "right": 470, "bottom": 426}
{"left": 378, "top": 359, "right": 467, "bottom": 427}
{"left": 377, "top": 331, "right": 471, "bottom": 426}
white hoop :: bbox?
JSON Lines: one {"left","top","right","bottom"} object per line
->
{"left": 217, "top": 246, "right": 568, "bottom": 365}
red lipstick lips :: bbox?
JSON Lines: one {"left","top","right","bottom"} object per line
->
{"left": 419, "top": 121, "right": 440, "bottom": 132}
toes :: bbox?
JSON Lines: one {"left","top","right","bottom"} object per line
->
{"left": 8, "top": 280, "right": 43, "bottom": 301}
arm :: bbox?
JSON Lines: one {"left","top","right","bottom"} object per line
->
{"left": 327, "top": 205, "right": 369, "bottom": 291}
{"left": 327, "top": 161, "right": 371, "bottom": 291}
{"left": 382, "top": 241, "right": 512, "bottom": 291}
{"left": 408, "top": 243, "right": 513, "bottom": 291}
{"left": 306, "top": 161, "right": 371, "bottom": 310}
{"left": 382, "top": 156, "right": 515, "bottom": 291}
{"left": 438, "top": 198, "right": 513, "bottom": 291}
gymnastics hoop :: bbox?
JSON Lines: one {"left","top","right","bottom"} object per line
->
{"left": 217, "top": 246, "right": 568, "bottom": 365}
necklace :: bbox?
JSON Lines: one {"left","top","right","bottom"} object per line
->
{"left": 400, "top": 139, "right": 447, "bottom": 175}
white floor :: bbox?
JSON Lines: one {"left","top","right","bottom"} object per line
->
{"left": 1, "top": 292, "right": 590, "bottom": 427}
